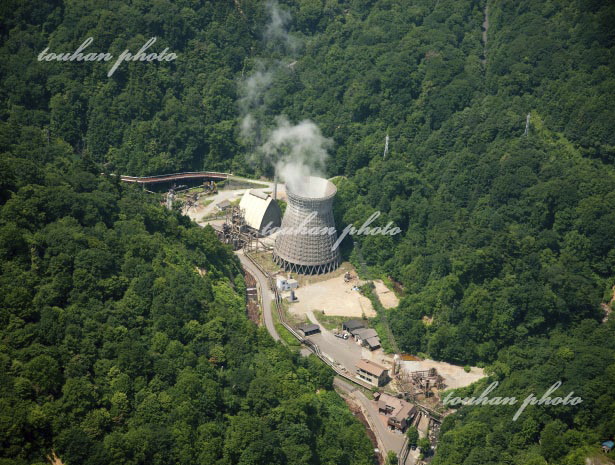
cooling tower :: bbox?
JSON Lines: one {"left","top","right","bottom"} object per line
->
{"left": 273, "top": 176, "right": 341, "bottom": 275}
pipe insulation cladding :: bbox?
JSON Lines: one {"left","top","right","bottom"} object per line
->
{"left": 273, "top": 176, "right": 341, "bottom": 275}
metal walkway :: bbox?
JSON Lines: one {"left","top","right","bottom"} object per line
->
{"left": 119, "top": 171, "right": 231, "bottom": 184}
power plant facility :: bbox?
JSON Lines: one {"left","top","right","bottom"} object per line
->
{"left": 238, "top": 189, "right": 282, "bottom": 235}
{"left": 273, "top": 176, "right": 341, "bottom": 275}
{"left": 217, "top": 189, "right": 281, "bottom": 250}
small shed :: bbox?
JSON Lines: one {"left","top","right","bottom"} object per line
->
{"left": 602, "top": 440, "right": 614, "bottom": 453}
{"left": 298, "top": 323, "right": 320, "bottom": 336}
{"left": 364, "top": 336, "right": 381, "bottom": 350}
{"left": 276, "top": 277, "right": 299, "bottom": 291}
{"left": 342, "top": 320, "right": 364, "bottom": 332}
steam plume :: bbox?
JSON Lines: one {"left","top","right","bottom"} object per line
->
{"left": 238, "top": 1, "right": 332, "bottom": 190}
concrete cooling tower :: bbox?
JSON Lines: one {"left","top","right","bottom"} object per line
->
{"left": 273, "top": 176, "right": 341, "bottom": 275}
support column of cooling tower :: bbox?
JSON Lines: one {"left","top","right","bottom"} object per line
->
{"left": 273, "top": 176, "right": 341, "bottom": 275}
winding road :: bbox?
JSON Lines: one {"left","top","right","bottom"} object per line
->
{"left": 236, "top": 251, "right": 280, "bottom": 341}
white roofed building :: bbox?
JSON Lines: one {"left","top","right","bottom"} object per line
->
{"left": 239, "top": 190, "right": 282, "bottom": 236}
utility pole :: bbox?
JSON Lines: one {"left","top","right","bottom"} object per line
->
{"left": 524, "top": 113, "right": 531, "bottom": 136}
{"left": 383, "top": 133, "right": 389, "bottom": 159}
{"left": 166, "top": 189, "right": 174, "bottom": 210}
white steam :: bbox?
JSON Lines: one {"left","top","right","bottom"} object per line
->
{"left": 263, "top": 117, "right": 332, "bottom": 195}
{"left": 239, "top": 66, "right": 273, "bottom": 143}
{"left": 264, "top": 0, "right": 300, "bottom": 54}
{"left": 238, "top": 1, "right": 332, "bottom": 191}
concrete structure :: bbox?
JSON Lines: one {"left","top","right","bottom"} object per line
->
{"left": 377, "top": 393, "right": 416, "bottom": 432}
{"left": 276, "top": 277, "right": 298, "bottom": 291}
{"left": 273, "top": 177, "right": 341, "bottom": 274}
{"left": 356, "top": 359, "right": 389, "bottom": 387}
{"left": 239, "top": 189, "right": 282, "bottom": 236}
{"left": 297, "top": 323, "right": 320, "bottom": 336}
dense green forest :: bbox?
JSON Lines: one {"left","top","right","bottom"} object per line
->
{"left": 0, "top": 157, "right": 374, "bottom": 464}
{"left": 1, "top": 0, "right": 614, "bottom": 464}
{"left": 432, "top": 321, "right": 615, "bottom": 465}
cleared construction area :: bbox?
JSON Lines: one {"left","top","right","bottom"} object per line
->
{"left": 373, "top": 279, "right": 400, "bottom": 309}
{"left": 399, "top": 359, "right": 484, "bottom": 390}
{"left": 287, "top": 271, "right": 376, "bottom": 318}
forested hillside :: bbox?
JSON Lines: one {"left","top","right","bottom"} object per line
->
{"left": 319, "top": 0, "right": 615, "bottom": 365}
{"left": 432, "top": 321, "right": 615, "bottom": 465}
{"left": 0, "top": 153, "right": 374, "bottom": 464}
{"left": 1, "top": 0, "right": 614, "bottom": 464}
{"left": 2, "top": 0, "right": 612, "bottom": 361}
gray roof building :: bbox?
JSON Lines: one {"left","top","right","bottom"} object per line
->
{"left": 364, "top": 336, "right": 381, "bottom": 350}
{"left": 342, "top": 320, "right": 365, "bottom": 332}
{"left": 239, "top": 189, "right": 282, "bottom": 236}
{"left": 353, "top": 328, "right": 378, "bottom": 339}
{"left": 297, "top": 323, "right": 320, "bottom": 336}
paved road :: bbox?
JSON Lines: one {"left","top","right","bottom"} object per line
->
{"left": 356, "top": 389, "right": 405, "bottom": 457}
{"left": 305, "top": 322, "right": 363, "bottom": 373}
{"left": 305, "top": 311, "right": 391, "bottom": 379}
{"left": 236, "top": 251, "right": 280, "bottom": 341}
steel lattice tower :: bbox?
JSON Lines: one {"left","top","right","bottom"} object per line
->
{"left": 273, "top": 176, "right": 341, "bottom": 274}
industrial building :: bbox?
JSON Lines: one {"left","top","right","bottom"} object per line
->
{"left": 239, "top": 189, "right": 282, "bottom": 236}
{"left": 377, "top": 393, "right": 417, "bottom": 432}
{"left": 342, "top": 320, "right": 381, "bottom": 350}
{"left": 356, "top": 359, "right": 389, "bottom": 387}
{"left": 276, "top": 276, "right": 298, "bottom": 291}
{"left": 352, "top": 328, "right": 381, "bottom": 350}
{"left": 273, "top": 176, "right": 341, "bottom": 275}
{"left": 297, "top": 323, "right": 320, "bottom": 337}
